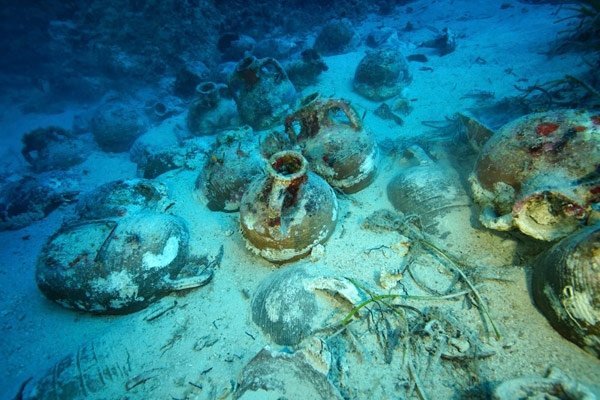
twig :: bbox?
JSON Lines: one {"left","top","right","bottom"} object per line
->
{"left": 144, "top": 300, "right": 178, "bottom": 322}
{"left": 408, "top": 362, "right": 429, "bottom": 400}
{"left": 565, "top": 74, "right": 600, "bottom": 98}
{"left": 338, "top": 279, "right": 471, "bottom": 328}
{"left": 416, "top": 238, "right": 501, "bottom": 340}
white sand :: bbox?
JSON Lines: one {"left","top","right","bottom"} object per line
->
{"left": 1, "top": 0, "right": 598, "bottom": 398}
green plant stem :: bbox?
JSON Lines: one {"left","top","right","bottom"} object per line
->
{"left": 340, "top": 290, "right": 471, "bottom": 327}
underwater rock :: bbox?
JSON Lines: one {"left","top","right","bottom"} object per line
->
{"left": 532, "top": 224, "right": 600, "bottom": 358}
{"left": 284, "top": 49, "right": 329, "bottom": 89}
{"left": 493, "top": 368, "right": 596, "bottom": 400}
{"left": 470, "top": 109, "right": 600, "bottom": 241}
{"left": 75, "top": 179, "right": 171, "bottom": 220}
{"left": 21, "top": 126, "right": 90, "bottom": 172}
{"left": 187, "top": 81, "right": 240, "bottom": 136}
{"left": 353, "top": 47, "right": 412, "bottom": 101}
{"left": 374, "top": 103, "right": 404, "bottom": 126}
{"left": 419, "top": 27, "right": 457, "bottom": 56}
{"left": 0, "top": 174, "right": 78, "bottom": 231}
{"left": 313, "top": 19, "right": 358, "bottom": 55}
{"left": 229, "top": 56, "right": 298, "bottom": 131}
{"left": 90, "top": 101, "right": 147, "bottom": 152}
{"left": 251, "top": 264, "right": 361, "bottom": 345}
{"left": 35, "top": 211, "right": 214, "bottom": 314}
{"left": 197, "top": 126, "right": 264, "bottom": 212}
{"left": 234, "top": 345, "right": 344, "bottom": 400}
{"left": 285, "top": 94, "right": 379, "bottom": 193}
{"left": 240, "top": 150, "right": 338, "bottom": 263}
{"left": 387, "top": 145, "right": 518, "bottom": 268}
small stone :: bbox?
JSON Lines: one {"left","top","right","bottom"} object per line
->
{"left": 310, "top": 244, "right": 325, "bottom": 262}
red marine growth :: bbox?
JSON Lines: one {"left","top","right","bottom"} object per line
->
{"left": 535, "top": 122, "right": 560, "bottom": 136}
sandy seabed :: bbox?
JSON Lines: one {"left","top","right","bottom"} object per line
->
{"left": 1, "top": 1, "right": 599, "bottom": 399}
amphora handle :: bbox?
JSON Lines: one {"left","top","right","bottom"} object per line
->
{"left": 265, "top": 151, "right": 308, "bottom": 219}
{"left": 285, "top": 95, "right": 362, "bottom": 144}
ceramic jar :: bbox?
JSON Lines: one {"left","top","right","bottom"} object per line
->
{"left": 75, "top": 178, "right": 171, "bottom": 220}
{"left": 21, "top": 126, "right": 89, "bottom": 172}
{"left": 90, "top": 101, "right": 147, "bottom": 152}
{"left": 353, "top": 47, "right": 411, "bottom": 101}
{"left": 35, "top": 212, "right": 213, "bottom": 314}
{"left": 228, "top": 56, "right": 298, "bottom": 131}
{"left": 239, "top": 150, "right": 337, "bottom": 263}
{"left": 251, "top": 263, "right": 361, "bottom": 345}
{"left": 493, "top": 368, "right": 596, "bottom": 400}
{"left": 532, "top": 224, "right": 600, "bottom": 358}
{"left": 285, "top": 94, "right": 378, "bottom": 193}
{"left": 235, "top": 346, "right": 344, "bottom": 400}
{"left": 387, "top": 145, "right": 517, "bottom": 268}
{"left": 0, "top": 174, "right": 79, "bottom": 231}
{"left": 197, "top": 126, "right": 264, "bottom": 212}
{"left": 187, "top": 81, "right": 239, "bottom": 136}
{"left": 470, "top": 109, "right": 600, "bottom": 241}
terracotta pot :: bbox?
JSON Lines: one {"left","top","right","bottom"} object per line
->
{"left": 251, "top": 264, "right": 361, "bottom": 345}
{"left": 229, "top": 56, "right": 298, "bottom": 130}
{"left": 239, "top": 150, "right": 337, "bottom": 262}
{"left": 285, "top": 94, "right": 378, "bottom": 193}
{"left": 532, "top": 224, "right": 600, "bottom": 358}
{"left": 387, "top": 145, "right": 518, "bottom": 267}
{"left": 493, "top": 368, "right": 596, "bottom": 400}
{"left": 353, "top": 47, "right": 411, "bottom": 101}
{"left": 471, "top": 109, "right": 600, "bottom": 241}
{"left": 197, "top": 126, "right": 264, "bottom": 212}
{"left": 187, "top": 81, "right": 239, "bottom": 136}
{"left": 35, "top": 212, "right": 213, "bottom": 314}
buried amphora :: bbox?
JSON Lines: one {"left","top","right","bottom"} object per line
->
{"left": 387, "top": 145, "right": 518, "bottom": 267}
{"left": 532, "top": 224, "right": 600, "bottom": 358}
{"left": 239, "top": 150, "right": 338, "bottom": 263}
{"left": 285, "top": 94, "right": 378, "bottom": 193}
{"left": 470, "top": 109, "right": 600, "bottom": 241}
{"left": 36, "top": 212, "right": 214, "bottom": 314}
{"left": 187, "top": 81, "right": 239, "bottom": 136}
{"left": 228, "top": 56, "right": 298, "bottom": 130}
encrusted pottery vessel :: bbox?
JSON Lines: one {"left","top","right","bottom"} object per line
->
{"left": 35, "top": 212, "right": 213, "bottom": 314}
{"left": 353, "top": 47, "right": 411, "bottom": 101}
{"left": 187, "top": 81, "right": 239, "bottom": 136}
{"left": 228, "top": 55, "right": 298, "bottom": 131}
{"left": 251, "top": 264, "right": 361, "bottom": 345}
{"left": 532, "top": 224, "right": 600, "bottom": 358}
{"left": 0, "top": 174, "right": 78, "bottom": 231}
{"left": 21, "top": 126, "right": 89, "bottom": 172}
{"left": 285, "top": 94, "right": 378, "bottom": 193}
{"left": 239, "top": 150, "right": 337, "bottom": 262}
{"left": 197, "top": 126, "right": 264, "bottom": 211}
{"left": 234, "top": 345, "right": 344, "bottom": 400}
{"left": 90, "top": 101, "right": 147, "bottom": 152}
{"left": 471, "top": 109, "right": 600, "bottom": 241}
{"left": 75, "top": 178, "right": 171, "bottom": 220}
{"left": 493, "top": 368, "right": 596, "bottom": 400}
{"left": 387, "top": 145, "right": 517, "bottom": 267}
